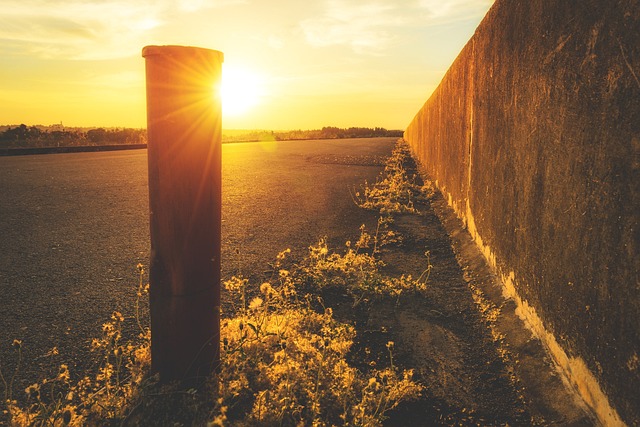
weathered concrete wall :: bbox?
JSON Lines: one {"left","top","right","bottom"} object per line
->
{"left": 405, "top": 1, "right": 639, "bottom": 425}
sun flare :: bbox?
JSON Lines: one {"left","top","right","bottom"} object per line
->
{"left": 220, "top": 65, "right": 264, "bottom": 117}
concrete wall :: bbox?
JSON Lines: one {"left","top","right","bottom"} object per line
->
{"left": 404, "top": 1, "right": 639, "bottom": 425}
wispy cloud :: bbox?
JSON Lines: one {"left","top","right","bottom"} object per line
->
{"left": 417, "top": 0, "right": 494, "bottom": 22}
{"left": 300, "top": 0, "right": 493, "bottom": 54}
{"left": 0, "top": 1, "right": 164, "bottom": 59}
{"left": 0, "top": 0, "right": 244, "bottom": 60}
{"left": 176, "top": 0, "right": 246, "bottom": 13}
{"left": 300, "top": 0, "right": 404, "bottom": 55}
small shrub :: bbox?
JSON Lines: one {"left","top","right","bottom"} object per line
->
{"left": 218, "top": 258, "right": 422, "bottom": 426}
{"left": 354, "top": 140, "right": 433, "bottom": 214}
{"left": 300, "top": 223, "right": 428, "bottom": 305}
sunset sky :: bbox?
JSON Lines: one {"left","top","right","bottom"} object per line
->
{"left": 0, "top": 0, "right": 494, "bottom": 130}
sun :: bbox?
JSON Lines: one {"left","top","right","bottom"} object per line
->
{"left": 220, "top": 65, "right": 264, "bottom": 117}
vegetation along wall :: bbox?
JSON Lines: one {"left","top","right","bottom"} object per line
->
{"left": 404, "top": 1, "right": 639, "bottom": 425}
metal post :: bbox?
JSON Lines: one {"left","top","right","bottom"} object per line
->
{"left": 142, "top": 45, "right": 223, "bottom": 383}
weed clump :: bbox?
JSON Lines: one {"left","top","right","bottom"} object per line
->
{"left": 4, "top": 245, "right": 423, "bottom": 426}
{"left": 354, "top": 140, "right": 433, "bottom": 214}
{"left": 300, "top": 221, "right": 428, "bottom": 305}
{"left": 219, "top": 267, "right": 421, "bottom": 426}
{"left": 3, "top": 266, "right": 152, "bottom": 426}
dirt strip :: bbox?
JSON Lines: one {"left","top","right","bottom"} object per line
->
{"left": 426, "top": 187, "right": 595, "bottom": 426}
{"left": 336, "top": 158, "right": 595, "bottom": 425}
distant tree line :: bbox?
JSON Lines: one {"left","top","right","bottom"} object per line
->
{"left": 1, "top": 124, "right": 402, "bottom": 149}
{"left": 222, "top": 126, "right": 403, "bottom": 143}
{"left": 279, "top": 126, "right": 403, "bottom": 140}
{"left": 0, "top": 124, "right": 147, "bottom": 149}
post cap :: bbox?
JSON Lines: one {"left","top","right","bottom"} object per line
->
{"left": 142, "top": 45, "right": 224, "bottom": 62}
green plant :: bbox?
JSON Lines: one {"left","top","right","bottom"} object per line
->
{"left": 3, "top": 268, "right": 152, "bottom": 427}
{"left": 5, "top": 314, "right": 151, "bottom": 426}
{"left": 5, "top": 239, "right": 424, "bottom": 426}
{"left": 1, "top": 339, "right": 23, "bottom": 413}
{"left": 354, "top": 140, "right": 433, "bottom": 214}
{"left": 300, "top": 222, "right": 428, "bottom": 305}
{"left": 218, "top": 254, "right": 422, "bottom": 426}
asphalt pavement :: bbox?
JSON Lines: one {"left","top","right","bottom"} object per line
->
{"left": 0, "top": 137, "right": 395, "bottom": 392}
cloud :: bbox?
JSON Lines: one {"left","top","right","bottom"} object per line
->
{"left": 268, "top": 35, "right": 285, "bottom": 50}
{"left": 176, "top": 0, "right": 246, "bottom": 13}
{"left": 300, "top": 0, "right": 493, "bottom": 54}
{"left": 0, "top": 0, "right": 165, "bottom": 59}
{"left": 417, "top": 0, "right": 494, "bottom": 22}
{"left": 0, "top": 0, "right": 244, "bottom": 60}
{"left": 0, "top": 0, "right": 494, "bottom": 61}
{"left": 300, "top": 0, "right": 404, "bottom": 55}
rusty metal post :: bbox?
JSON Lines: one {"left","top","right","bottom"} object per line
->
{"left": 142, "top": 45, "right": 223, "bottom": 383}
